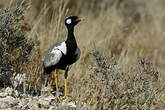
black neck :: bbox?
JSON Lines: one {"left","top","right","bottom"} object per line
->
{"left": 66, "top": 26, "right": 77, "bottom": 46}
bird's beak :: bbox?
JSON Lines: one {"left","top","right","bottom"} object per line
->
{"left": 75, "top": 18, "right": 81, "bottom": 22}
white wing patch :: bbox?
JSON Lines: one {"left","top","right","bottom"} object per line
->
{"left": 44, "top": 42, "right": 67, "bottom": 67}
{"left": 44, "top": 49, "right": 62, "bottom": 67}
{"left": 55, "top": 42, "right": 67, "bottom": 55}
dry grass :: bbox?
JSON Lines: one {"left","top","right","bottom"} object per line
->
{"left": 0, "top": 0, "right": 165, "bottom": 109}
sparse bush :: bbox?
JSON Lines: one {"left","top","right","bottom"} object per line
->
{"left": 74, "top": 49, "right": 164, "bottom": 110}
{"left": 0, "top": 7, "right": 43, "bottom": 95}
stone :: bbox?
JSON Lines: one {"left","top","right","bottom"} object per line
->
{"left": 48, "top": 106, "right": 56, "bottom": 110}
{"left": 5, "top": 87, "right": 14, "bottom": 96}
{"left": 38, "top": 95, "right": 55, "bottom": 106}
{"left": 0, "top": 96, "right": 18, "bottom": 109}
{"left": 0, "top": 92, "right": 8, "bottom": 98}
{"left": 60, "top": 99, "right": 76, "bottom": 110}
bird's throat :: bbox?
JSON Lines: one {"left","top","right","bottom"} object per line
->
{"left": 66, "top": 27, "right": 76, "bottom": 43}
{"left": 66, "top": 26, "right": 77, "bottom": 51}
{"left": 67, "top": 26, "right": 74, "bottom": 35}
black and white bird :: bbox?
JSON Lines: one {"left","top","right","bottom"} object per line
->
{"left": 43, "top": 16, "right": 81, "bottom": 98}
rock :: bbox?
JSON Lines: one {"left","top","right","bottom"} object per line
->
{"left": 48, "top": 106, "right": 56, "bottom": 110}
{"left": 0, "top": 87, "right": 14, "bottom": 98}
{"left": 0, "top": 102, "right": 9, "bottom": 109}
{"left": 17, "top": 98, "right": 29, "bottom": 109}
{"left": 59, "top": 99, "right": 76, "bottom": 110}
{"left": 0, "top": 108, "right": 12, "bottom": 110}
{"left": 0, "top": 96, "right": 18, "bottom": 109}
{"left": 27, "top": 97, "right": 39, "bottom": 110}
{"left": 57, "top": 106, "right": 76, "bottom": 110}
{"left": 5, "top": 87, "right": 14, "bottom": 96}
{"left": 38, "top": 95, "right": 55, "bottom": 106}
{"left": 0, "top": 92, "right": 8, "bottom": 98}
{"left": 67, "top": 101, "right": 76, "bottom": 108}
{"left": 61, "top": 99, "right": 76, "bottom": 108}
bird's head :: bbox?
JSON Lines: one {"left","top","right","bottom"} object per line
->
{"left": 65, "top": 16, "right": 81, "bottom": 27}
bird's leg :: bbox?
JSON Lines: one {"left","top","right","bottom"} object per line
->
{"left": 54, "top": 69, "right": 59, "bottom": 97}
{"left": 64, "top": 66, "right": 69, "bottom": 98}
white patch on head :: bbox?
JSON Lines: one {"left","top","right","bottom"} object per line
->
{"left": 66, "top": 19, "right": 72, "bottom": 24}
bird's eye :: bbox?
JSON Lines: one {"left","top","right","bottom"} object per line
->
{"left": 66, "top": 19, "right": 72, "bottom": 24}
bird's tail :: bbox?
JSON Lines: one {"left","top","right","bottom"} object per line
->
{"left": 43, "top": 67, "right": 52, "bottom": 75}
{"left": 42, "top": 63, "right": 51, "bottom": 75}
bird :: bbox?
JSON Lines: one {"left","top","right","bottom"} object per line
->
{"left": 43, "top": 16, "right": 81, "bottom": 99}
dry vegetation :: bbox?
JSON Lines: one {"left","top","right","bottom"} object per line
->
{"left": 0, "top": 0, "right": 165, "bottom": 109}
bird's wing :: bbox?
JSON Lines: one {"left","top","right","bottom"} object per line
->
{"left": 44, "top": 48, "right": 62, "bottom": 68}
{"left": 54, "top": 42, "right": 67, "bottom": 55}
{"left": 44, "top": 41, "right": 67, "bottom": 68}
